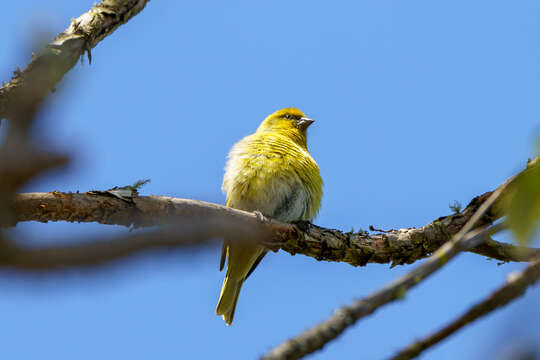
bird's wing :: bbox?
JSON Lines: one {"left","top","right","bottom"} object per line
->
{"left": 219, "top": 197, "right": 234, "bottom": 271}
{"left": 219, "top": 241, "right": 228, "bottom": 271}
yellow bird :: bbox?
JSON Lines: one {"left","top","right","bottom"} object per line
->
{"left": 216, "top": 108, "right": 323, "bottom": 325}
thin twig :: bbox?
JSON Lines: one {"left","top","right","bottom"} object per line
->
{"left": 388, "top": 259, "right": 540, "bottom": 360}
{"left": 262, "top": 182, "right": 509, "bottom": 360}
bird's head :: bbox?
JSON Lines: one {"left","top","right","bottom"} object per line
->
{"left": 256, "top": 108, "right": 314, "bottom": 148}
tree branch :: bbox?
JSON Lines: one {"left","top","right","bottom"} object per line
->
{"left": 388, "top": 259, "right": 540, "bottom": 360}
{"left": 9, "top": 190, "right": 540, "bottom": 268}
{"left": 0, "top": 0, "right": 150, "bottom": 121}
{"left": 262, "top": 182, "right": 507, "bottom": 360}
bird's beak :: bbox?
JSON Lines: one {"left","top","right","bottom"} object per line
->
{"left": 298, "top": 117, "right": 314, "bottom": 130}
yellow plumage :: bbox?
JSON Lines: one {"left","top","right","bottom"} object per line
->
{"left": 216, "top": 108, "right": 323, "bottom": 325}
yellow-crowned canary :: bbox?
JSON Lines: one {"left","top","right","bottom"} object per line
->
{"left": 216, "top": 107, "right": 323, "bottom": 325}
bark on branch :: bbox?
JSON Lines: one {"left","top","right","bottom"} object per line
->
{"left": 9, "top": 190, "right": 540, "bottom": 268}
{"left": 0, "top": 0, "right": 150, "bottom": 121}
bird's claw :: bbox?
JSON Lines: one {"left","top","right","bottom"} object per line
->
{"left": 293, "top": 220, "right": 312, "bottom": 232}
{"left": 253, "top": 211, "right": 280, "bottom": 250}
{"left": 253, "top": 210, "right": 267, "bottom": 223}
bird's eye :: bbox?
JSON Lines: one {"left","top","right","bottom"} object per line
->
{"left": 284, "top": 114, "right": 291, "bottom": 120}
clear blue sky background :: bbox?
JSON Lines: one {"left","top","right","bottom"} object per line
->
{"left": 1, "top": 1, "right": 539, "bottom": 359}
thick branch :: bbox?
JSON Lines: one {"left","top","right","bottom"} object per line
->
{"left": 10, "top": 191, "right": 540, "bottom": 267}
{"left": 389, "top": 259, "right": 540, "bottom": 360}
{"left": 1, "top": 191, "right": 277, "bottom": 270}
{"left": 0, "top": 0, "right": 150, "bottom": 120}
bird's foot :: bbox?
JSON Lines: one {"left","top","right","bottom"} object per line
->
{"left": 253, "top": 211, "right": 282, "bottom": 251}
{"left": 253, "top": 210, "right": 267, "bottom": 223}
{"left": 293, "top": 220, "right": 312, "bottom": 232}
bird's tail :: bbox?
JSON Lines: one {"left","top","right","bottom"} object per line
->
{"left": 216, "top": 273, "right": 244, "bottom": 326}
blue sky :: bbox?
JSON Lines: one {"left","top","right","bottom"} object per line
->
{"left": 1, "top": 1, "right": 539, "bottom": 359}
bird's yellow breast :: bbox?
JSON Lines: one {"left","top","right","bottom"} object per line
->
{"left": 222, "top": 131, "right": 322, "bottom": 222}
